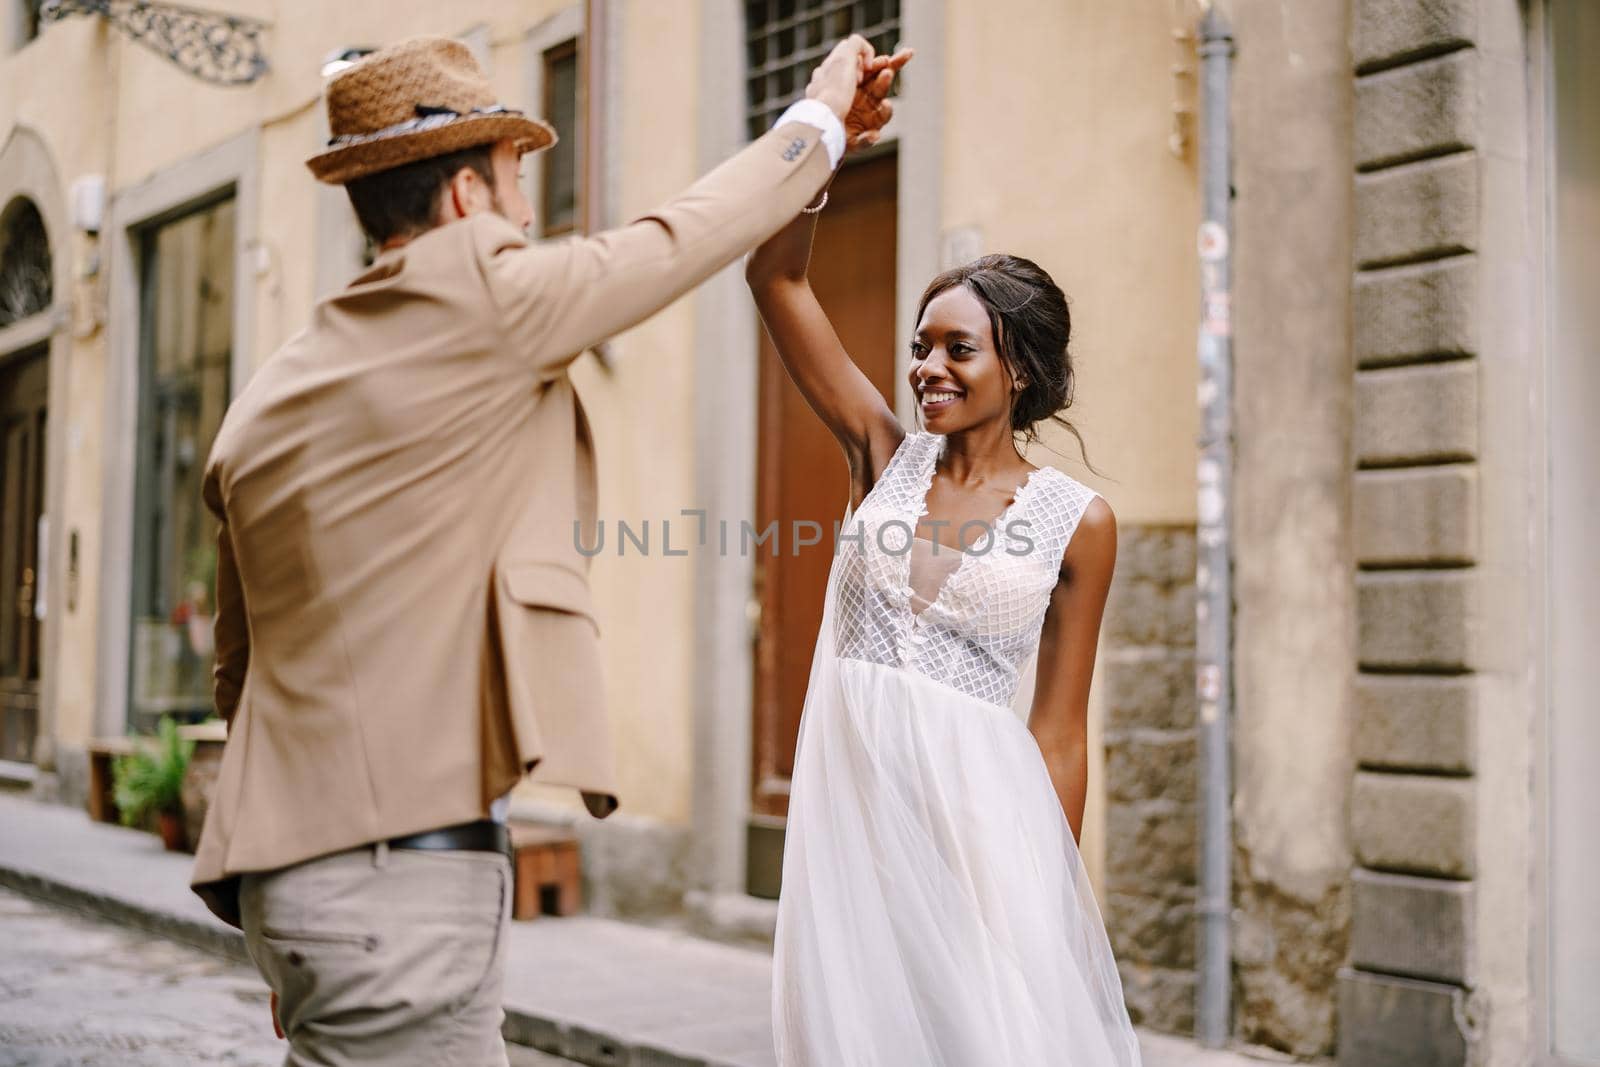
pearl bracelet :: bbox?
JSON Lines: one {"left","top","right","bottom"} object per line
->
{"left": 801, "top": 190, "right": 829, "bottom": 215}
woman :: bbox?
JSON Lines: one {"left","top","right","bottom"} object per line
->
{"left": 748, "top": 52, "right": 1141, "bottom": 1067}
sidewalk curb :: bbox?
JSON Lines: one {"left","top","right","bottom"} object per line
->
{"left": 0, "top": 859, "right": 725, "bottom": 1067}
{"left": 0, "top": 864, "right": 251, "bottom": 966}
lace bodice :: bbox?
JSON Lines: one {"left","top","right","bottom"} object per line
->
{"left": 832, "top": 431, "right": 1100, "bottom": 709}
{"left": 907, "top": 537, "right": 963, "bottom": 616}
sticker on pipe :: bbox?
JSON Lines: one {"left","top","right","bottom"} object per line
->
{"left": 1202, "top": 291, "right": 1231, "bottom": 337}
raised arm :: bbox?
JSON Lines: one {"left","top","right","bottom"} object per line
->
{"left": 1028, "top": 497, "right": 1117, "bottom": 841}
{"left": 484, "top": 36, "right": 885, "bottom": 384}
{"left": 744, "top": 52, "right": 911, "bottom": 503}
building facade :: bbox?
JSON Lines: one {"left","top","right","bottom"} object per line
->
{"left": 0, "top": 1, "right": 1593, "bottom": 1064}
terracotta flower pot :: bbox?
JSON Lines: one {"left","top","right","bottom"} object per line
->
{"left": 156, "top": 809, "right": 188, "bottom": 852}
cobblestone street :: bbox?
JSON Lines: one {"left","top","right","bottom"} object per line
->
{"left": 0, "top": 888, "right": 574, "bottom": 1067}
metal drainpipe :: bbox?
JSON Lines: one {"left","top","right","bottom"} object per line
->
{"left": 1194, "top": 4, "right": 1236, "bottom": 1051}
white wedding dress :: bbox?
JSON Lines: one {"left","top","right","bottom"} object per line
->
{"left": 772, "top": 431, "right": 1141, "bottom": 1067}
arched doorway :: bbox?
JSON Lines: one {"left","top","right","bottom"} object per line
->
{"left": 0, "top": 196, "right": 53, "bottom": 764}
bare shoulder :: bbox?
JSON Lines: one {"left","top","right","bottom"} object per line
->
{"left": 1062, "top": 494, "right": 1117, "bottom": 583}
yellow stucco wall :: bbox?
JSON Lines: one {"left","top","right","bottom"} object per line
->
{"left": 2, "top": 16, "right": 115, "bottom": 762}
{"left": 942, "top": 0, "right": 1200, "bottom": 526}
{"left": 527, "top": 0, "right": 706, "bottom": 826}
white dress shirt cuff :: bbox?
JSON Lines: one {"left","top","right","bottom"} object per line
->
{"left": 774, "top": 99, "right": 846, "bottom": 169}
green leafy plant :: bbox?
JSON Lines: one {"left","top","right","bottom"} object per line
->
{"left": 112, "top": 717, "right": 194, "bottom": 828}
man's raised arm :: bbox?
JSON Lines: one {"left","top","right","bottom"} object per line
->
{"left": 479, "top": 35, "right": 890, "bottom": 381}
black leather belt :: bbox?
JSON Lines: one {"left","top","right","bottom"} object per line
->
{"left": 387, "top": 819, "right": 512, "bottom": 862}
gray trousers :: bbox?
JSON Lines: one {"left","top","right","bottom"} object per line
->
{"left": 240, "top": 843, "right": 512, "bottom": 1067}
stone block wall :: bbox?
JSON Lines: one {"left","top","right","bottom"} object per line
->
{"left": 1100, "top": 524, "right": 1198, "bottom": 1034}
{"left": 1342, "top": 2, "right": 1484, "bottom": 1062}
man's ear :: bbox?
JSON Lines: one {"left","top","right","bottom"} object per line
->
{"left": 442, "top": 166, "right": 485, "bottom": 221}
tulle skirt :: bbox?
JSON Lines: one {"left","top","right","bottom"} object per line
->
{"left": 772, "top": 587, "right": 1141, "bottom": 1066}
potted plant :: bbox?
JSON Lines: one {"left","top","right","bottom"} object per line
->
{"left": 112, "top": 717, "right": 195, "bottom": 851}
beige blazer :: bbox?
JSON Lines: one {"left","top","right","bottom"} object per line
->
{"left": 191, "top": 123, "right": 831, "bottom": 927}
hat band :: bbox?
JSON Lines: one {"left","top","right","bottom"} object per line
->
{"left": 326, "top": 104, "right": 525, "bottom": 148}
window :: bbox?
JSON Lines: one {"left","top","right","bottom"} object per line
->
{"left": 128, "top": 196, "right": 234, "bottom": 730}
{"left": 0, "top": 198, "right": 51, "bottom": 327}
{"left": 541, "top": 38, "right": 581, "bottom": 237}
{"left": 744, "top": 0, "right": 901, "bottom": 140}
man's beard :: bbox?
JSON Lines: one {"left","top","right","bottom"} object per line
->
{"left": 488, "top": 187, "right": 524, "bottom": 234}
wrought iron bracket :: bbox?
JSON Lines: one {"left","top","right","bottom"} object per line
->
{"left": 40, "top": 0, "right": 269, "bottom": 87}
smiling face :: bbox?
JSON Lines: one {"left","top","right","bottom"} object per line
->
{"left": 909, "top": 285, "right": 1021, "bottom": 434}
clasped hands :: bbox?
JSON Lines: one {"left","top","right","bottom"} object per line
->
{"left": 805, "top": 34, "right": 916, "bottom": 156}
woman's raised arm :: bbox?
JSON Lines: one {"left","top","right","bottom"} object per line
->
{"left": 744, "top": 52, "right": 911, "bottom": 503}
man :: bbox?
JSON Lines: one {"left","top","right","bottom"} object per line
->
{"left": 188, "top": 32, "right": 902, "bottom": 1065}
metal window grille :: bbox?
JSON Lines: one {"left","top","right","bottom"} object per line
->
{"left": 744, "top": 0, "right": 900, "bottom": 141}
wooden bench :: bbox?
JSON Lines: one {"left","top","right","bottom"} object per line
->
{"left": 508, "top": 823, "right": 582, "bottom": 920}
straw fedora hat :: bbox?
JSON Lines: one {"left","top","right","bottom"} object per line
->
{"left": 307, "top": 36, "right": 556, "bottom": 185}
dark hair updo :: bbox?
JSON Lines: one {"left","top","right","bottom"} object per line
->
{"left": 915, "top": 254, "right": 1088, "bottom": 462}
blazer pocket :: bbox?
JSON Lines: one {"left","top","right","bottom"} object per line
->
{"left": 499, "top": 562, "right": 598, "bottom": 627}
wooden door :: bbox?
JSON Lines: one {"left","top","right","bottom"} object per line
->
{"left": 0, "top": 347, "right": 47, "bottom": 764}
{"left": 749, "top": 151, "right": 897, "bottom": 890}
